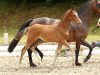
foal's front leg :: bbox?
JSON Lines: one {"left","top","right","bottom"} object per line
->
{"left": 52, "top": 43, "right": 62, "bottom": 66}
{"left": 62, "top": 40, "right": 74, "bottom": 65}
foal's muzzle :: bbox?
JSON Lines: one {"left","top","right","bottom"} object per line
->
{"left": 78, "top": 22, "right": 82, "bottom": 26}
{"left": 78, "top": 20, "right": 82, "bottom": 26}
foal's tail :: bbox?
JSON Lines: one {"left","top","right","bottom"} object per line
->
{"left": 8, "top": 19, "right": 33, "bottom": 53}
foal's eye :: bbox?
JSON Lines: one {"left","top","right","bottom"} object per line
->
{"left": 73, "top": 14, "right": 76, "bottom": 16}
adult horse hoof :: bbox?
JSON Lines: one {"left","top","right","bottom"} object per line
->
{"left": 84, "top": 58, "right": 88, "bottom": 63}
{"left": 84, "top": 56, "right": 90, "bottom": 63}
{"left": 41, "top": 54, "right": 43, "bottom": 61}
{"left": 75, "top": 62, "right": 82, "bottom": 66}
{"left": 30, "top": 63, "right": 37, "bottom": 67}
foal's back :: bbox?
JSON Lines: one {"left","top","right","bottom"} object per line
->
{"left": 28, "top": 24, "right": 63, "bottom": 42}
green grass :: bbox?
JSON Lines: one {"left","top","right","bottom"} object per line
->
{"left": 86, "top": 23, "right": 100, "bottom": 42}
{"left": 0, "top": 28, "right": 26, "bottom": 44}
{"left": 0, "top": 2, "right": 99, "bottom": 44}
{"left": 0, "top": 26, "right": 99, "bottom": 44}
{"left": 86, "top": 34, "right": 100, "bottom": 42}
{"left": 0, "top": 2, "right": 81, "bottom": 29}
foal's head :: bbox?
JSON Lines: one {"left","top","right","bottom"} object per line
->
{"left": 66, "top": 9, "right": 82, "bottom": 25}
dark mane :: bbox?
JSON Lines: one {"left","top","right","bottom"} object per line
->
{"left": 77, "top": 0, "right": 92, "bottom": 13}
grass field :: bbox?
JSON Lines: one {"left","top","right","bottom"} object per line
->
{"left": 0, "top": 26, "right": 99, "bottom": 44}
{"left": 0, "top": 2, "right": 99, "bottom": 44}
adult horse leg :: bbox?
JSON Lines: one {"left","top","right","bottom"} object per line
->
{"left": 80, "top": 39, "right": 93, "bottom": 62}
{"left": 35, "top": 47, "right": 44, "bottom": 60}
{"left": 75, "top": 41, "right": 82, "bottom": 66}
{"left": 28, "top": 47, "right": 43, "bottom": 67}
{"left": 28, "top": 49, "right": 37, "bottom": 67}
{"left": 28, "top": 39, "right": 44, "bottom": 67}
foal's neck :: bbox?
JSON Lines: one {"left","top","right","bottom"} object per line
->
{"left": 58, "top": 17, "right": 71, "bottom": 31}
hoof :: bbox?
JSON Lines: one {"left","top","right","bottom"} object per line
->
{"left": 40, "top": 54, "right": 43, "bottom": 61}
{"left": 30, "top": 63, "right": 37, "bottom": 67}
{"left": 84, "top": 58, "right": 88, "bottom": 63}
{"left": 41, "top": 57, "right": 43, "bottom": 61}
{"left": 84, "top": 56, "right": 90, "bottom": 63}
{"left": 75, "top": 62, "right": 82, "bottom": 66}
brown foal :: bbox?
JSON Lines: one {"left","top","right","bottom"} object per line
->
{"left": 19, "top": 9, "right": 82, "bottom": 67}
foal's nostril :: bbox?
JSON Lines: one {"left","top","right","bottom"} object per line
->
{"left": 78, "top": 22, "right": 82, "bottom": 25}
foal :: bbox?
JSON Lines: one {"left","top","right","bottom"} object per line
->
{"left": 19, "top": 9, "right": 82, "bottom": 66}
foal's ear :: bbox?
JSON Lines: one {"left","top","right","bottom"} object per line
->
{"left": 69, "top": 8, "right": 74, "bottom": 12}
{"left": 72, "top": 8, "right": 77, "bottom": 11}
{"left": 70, "top": 6, "right": 77, "bottom": 11}
{"left": 70, "top": 8, "right": 76, "bottom": 11}
{"left": 70, "top": 8, "right": 74, "bottom": 10}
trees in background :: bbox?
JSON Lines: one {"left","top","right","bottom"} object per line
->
{"left": 0, "top": 0, "right": 85, "bottom": 6}
{"left": 0, "top": 0, "right": 86, "bottom": 29}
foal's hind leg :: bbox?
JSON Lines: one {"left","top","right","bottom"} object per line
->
{"left": 19, "top": 46, "right": 29, "bottom": 64}
{"left": 52, "top": 43, "right": 62, "bottom": 66}
{"left": 17, "top": 46, "right": 28, "bottom": 69}
{"left": 19, "top": 36, "right": 38, "bottom": 68}
{"left": 18, "top": 30, "right": 39, "bottom": 69}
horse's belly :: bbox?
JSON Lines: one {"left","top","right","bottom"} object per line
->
{"left": 39, "top": 35, "right": 58, "bottom": 42}
{"left": 39, "top": 32, "right": 59, "bottom": 42}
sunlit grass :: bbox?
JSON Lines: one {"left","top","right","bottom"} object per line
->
{"left": 86, "top": 34, "right": 100, "bottom": 42}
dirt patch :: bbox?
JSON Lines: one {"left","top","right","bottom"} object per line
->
{"left": 0, "top": 55, "right": 100, "bottom": 75}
